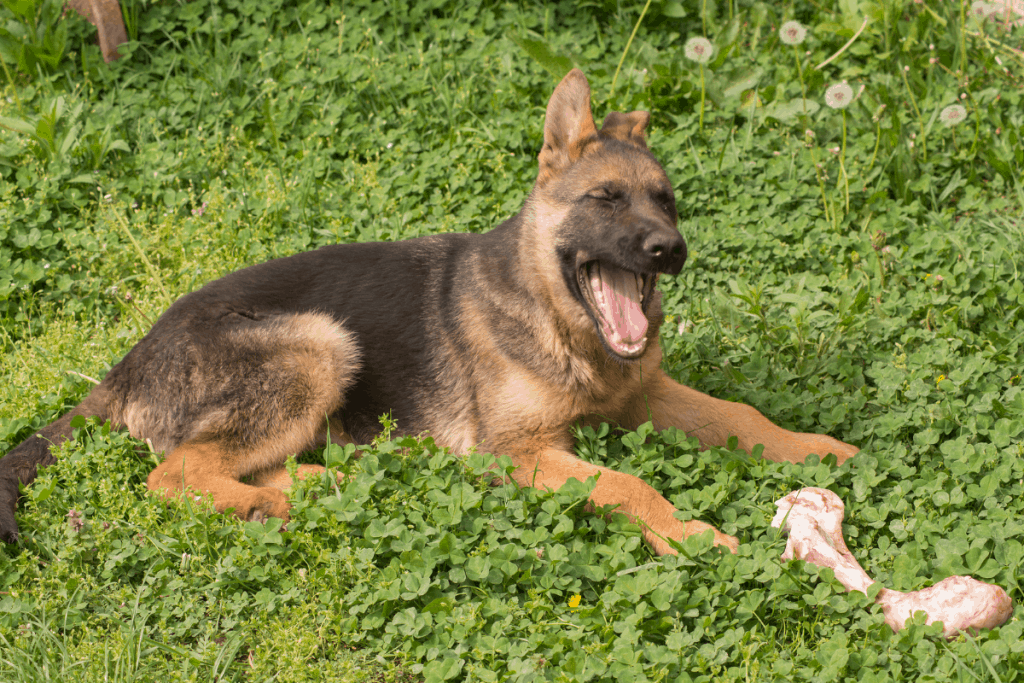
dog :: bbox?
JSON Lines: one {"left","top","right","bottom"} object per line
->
{"left": 0, "top": 69, "right": 859, "bottom": 552}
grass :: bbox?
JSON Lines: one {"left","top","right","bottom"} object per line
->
{"left": 0, "top": 0, "right": 1023, "bottom": 680}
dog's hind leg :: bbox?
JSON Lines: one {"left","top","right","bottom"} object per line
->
{"left": 238, "top": 416, "right": 354, "bottom": 492}
{"left": 139, "top": 312, "right": 361, "bottom": 522}
{"left": 147, "top": 441, "right": 292, "bottom": 521}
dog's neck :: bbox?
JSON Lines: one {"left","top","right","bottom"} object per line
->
{"left": 466, "top": 203, "right": 647, "bottom": 396}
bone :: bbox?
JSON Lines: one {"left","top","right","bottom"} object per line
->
{"left": 772, "top": 487, "right": 1012, "bottom": 639}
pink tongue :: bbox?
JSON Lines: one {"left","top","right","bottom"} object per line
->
{"left": 592, "top": 265, "right": 648, "bottom": 344}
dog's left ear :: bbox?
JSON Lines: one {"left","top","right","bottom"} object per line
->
{"left": 599, "top": 111, "right": 651, "bottom": 148}
{"left": 538, "top": 69, "right": 599, "bottom": 185}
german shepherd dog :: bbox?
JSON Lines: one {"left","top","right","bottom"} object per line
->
{"left": 0, "top": 70, "right": 858, "bottom": 552}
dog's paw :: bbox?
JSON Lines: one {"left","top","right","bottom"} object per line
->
{"left": 768, "top": 431, "right": 860, "bottom": 465}
{"left": 714, "top": 530, "right": 740, "bottom": 554}
{"left": 682, "top": 520, "right": 739, "bottom": 554}
{"left": 805, "top": 434, "right": 859, "bottom": 465}
{"left": 244, "top": 488, "right": 291, "bottom": 523}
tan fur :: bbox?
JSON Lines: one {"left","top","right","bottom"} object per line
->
{"left": 246, "top": 464, "right": 332, "bottom": 492}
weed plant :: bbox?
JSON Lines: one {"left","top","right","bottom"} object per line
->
{"left": 0, "top": 0, "right": 1022, "bottom": 680}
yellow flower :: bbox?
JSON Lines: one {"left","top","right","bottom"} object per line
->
{"left": 936, "top": 374, "right": 946, "bottom": 386}
{"left": 568, "top": 594, "right": 581, "bottom": 609}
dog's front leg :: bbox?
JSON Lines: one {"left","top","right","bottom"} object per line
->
{"left": 644, "top": 371, "right": 859, "bottom": 464}
{"left": 510, "top": 449, "right": 739, "bottom": 555}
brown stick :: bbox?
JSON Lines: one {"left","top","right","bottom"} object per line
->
{"left": 65, "top": 0, "right": 128, "bottom": 63}
{"left": 772, "top": 487, "right": 1012, "bottom": 639}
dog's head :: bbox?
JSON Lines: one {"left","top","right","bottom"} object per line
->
{"left": 527, "top": 69, "right": 685, "bottom": 361}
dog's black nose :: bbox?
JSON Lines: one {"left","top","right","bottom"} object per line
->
{"left": 643, "top": 230, "right": 687, "bottom": 274}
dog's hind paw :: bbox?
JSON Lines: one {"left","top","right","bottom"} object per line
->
{"left": 238, "top": 488, "right": 291, "bottom": 524}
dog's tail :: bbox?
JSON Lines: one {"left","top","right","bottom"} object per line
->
{"left": 0, "top": 385, "right": 115, "bottom": 543}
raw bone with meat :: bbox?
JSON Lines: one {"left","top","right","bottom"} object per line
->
{"left": 772, "top": 487, "right": 1012, "bottom": 639}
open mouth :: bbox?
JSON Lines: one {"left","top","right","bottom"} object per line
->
{"left": 577, "top": 261, "right": 655, "bottom": 359}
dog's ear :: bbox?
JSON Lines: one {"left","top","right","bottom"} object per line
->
{"left": 538, "top": 69, "right": 598, "bottom": 185}
{"left": 599, "top": 111, "right": 651, "bottom": 148}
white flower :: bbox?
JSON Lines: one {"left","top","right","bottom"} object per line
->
{"left": 825, "top": 82, "right": 854, "bottom": 109}
{"left": 779, "top": 21, "right": 807, "bottom": 45}
{"left": 940, "top": 104, "right": 967, "bottom": 127}
{"left": 684, "top": 37, "right": 714, "bottom": 64}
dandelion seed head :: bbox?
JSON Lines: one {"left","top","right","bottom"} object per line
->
{"left": 684, "top": 37, "right": 714, "bottom": 64}
{"left": 825, "top": 82, "right": 854, "bottom": 109}
{"left": 940, "top": 104, "right": 967, "bottom": 127}
{"left": 779, "top": 21, "right": 807, "bottom": 45}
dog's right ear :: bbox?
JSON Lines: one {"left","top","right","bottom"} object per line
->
{"left": 537, "top": 69, "right": 598, "bottom": 186}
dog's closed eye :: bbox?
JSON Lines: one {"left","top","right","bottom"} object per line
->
{"left": 587, "top": 187, "right": 622, "bottom": 203}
